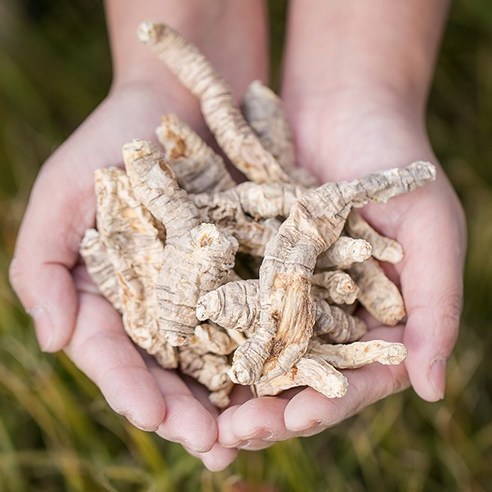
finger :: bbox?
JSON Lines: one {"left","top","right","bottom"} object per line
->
{"left": 65, "top": 292, "right": 166, "bottom": 431}
{"left": 151, "top": 368, "right": 218, "bottom": 454}
{"left": 72, "top": 263, "right": 101, "bottom": 297}
{"left": 180, "top": 373, "right": 221, "bottom": 417}
{"left": 237, "top": 440, "right": 276, "bottom": 451}
{"left": 9, "top": 164, "right": 91, "bottom": 351}
{"left": 217, "top": 405, "right": 241, "bottom": 448}
{"left": 184, "top": 378, "right": 252, "bottom": 447}
{"left": 284, "top": 327, "right": 409, "bottom": 432}
{"left": 398, "top": 192, "right": 466, "bottom": 401}
{"left": 187, "top": 442, "right": 239, "bottom": 472}
{"left": 218, "top": 396, "right": 294, "bottom": 448}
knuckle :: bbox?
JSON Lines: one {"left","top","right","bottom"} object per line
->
{"left": 436, "top": 292, "right": 462, "bottom": 356}
{"left": 8, "top": 256, "right": 26, "bottom": 295}
{"left": 387, "top": 365, "right": 410, "bottom": 395}
{"left": 441, "top": 291, "right": 463, "bottom": 328}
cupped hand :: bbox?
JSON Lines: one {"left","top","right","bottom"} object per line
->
{"left": 216, "top": 95, "right": 466, "bottom": 456}
{"left": 9, "top": 82, "right": 238, "bottom": 469}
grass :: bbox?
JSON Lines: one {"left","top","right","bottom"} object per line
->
{"left": 1, "top": 0, "right": 491, "bottom": 490}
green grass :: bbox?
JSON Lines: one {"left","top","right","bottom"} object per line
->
{"left": 1, "top": 0, "right": 491, "bottom": 490}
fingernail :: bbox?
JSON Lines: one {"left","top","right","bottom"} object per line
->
{"left": 27, "top": 306, "right": 54, "bottom": 352}
{"left": 294, "top": 419, "right": 324, "bottom": 433}
{"left": 183, "top": 439, "right": 213, "bottom": 454}
{"left": 299, "top": 423, "right": 328, "bottom": 437}
{"left": 428, "top": 358, "right": 447, "bottom": 400}
{"left": 245, "top": 429, "right": 273, "bottom": 440}
{"left": 122, "top": 412, "right": 159, "bottom": 432}
{"left": 222, "top": 442, "right": 241, "bottom": 449}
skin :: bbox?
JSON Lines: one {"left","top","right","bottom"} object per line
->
{"left": 9, "top": 0, "right": 466, "bottom": 472}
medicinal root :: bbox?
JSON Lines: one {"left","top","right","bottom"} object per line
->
{"left": 80, "top": 21, "right": 437, "bottom": 406}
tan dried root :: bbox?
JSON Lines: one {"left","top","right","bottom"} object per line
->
{"left": 348, "top": 257, "right": 405, "bottom": 326}
{"left": 123, "top": 139, "right": 238, "bottom": 345}
{"left": 225, "top": 328, "right": 249, "bottom": 346}
{"left": 346, "top": 211, "right": 404, "bottom": 263}
{"left": 230, "top": 161, "right": 436, "bottom": 385}
{"left": 308, "top": 339, "right": 407, "bottom": 369}
{"left": 80, "top": 229, "right": 121, "bottom": 311}
{"left": 192, "top": 323, "right": 238, "bottom": 356}
{"left": 178, "top": 347, "right": 234, "bottom": 407}
{"left": 255, "top": 332, "right": 406, "bottom": 398}
{"left": 196, "top": 279, "right": 367, "bottom": 343}
{"left": 241, "top": 81, "right": 295, "bottom": 172}
{"left": 190, "top": 181, "right": 306, "bottom": 255}
{"left": 254, "top": 354, "right": 348, "bottom": 398}
{"left": 82, "top": 167, "right": 177, "bottom": 368}
{"left": 316, "top": 236, "right": 372, "bottom": 270}
{"left": 191, "top": 188, "right": 282, "bottom": 256}
{"left": 78, "top": 23, "right": 435, "bottom": 406}
{"left": 196, "top": 279, "right": 260, "bottom": 335}
{"left": 138, "top": 22, "right": 290, "bottom": 184}
{"left": 191, "top": 181, "right": 305, "bottom": 221}
{"left": 156, "top": 113, "right": 235, "bottom": 193}
{"left": 241, "top": 80, "right": 319, "bottom": 188}
{"left": 311, "top": 271, "right": 359, "bottom": 305}
{"left": 314, "top": 301, "right": 368, "bottom": 343}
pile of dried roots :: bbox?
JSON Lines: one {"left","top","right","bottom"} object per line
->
{"left": 80, "top": 22, "right": 436, "bottom": 407}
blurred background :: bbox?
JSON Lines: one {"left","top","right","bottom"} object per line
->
{"left": 0, "top": 0, "right": 491, "bottom": 490}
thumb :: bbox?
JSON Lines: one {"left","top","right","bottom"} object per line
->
{"left": 399, "top": 193, "right": 465, "bottom": 401}
{"left": 9, "top": 164, "right": 89, "bottom": 351}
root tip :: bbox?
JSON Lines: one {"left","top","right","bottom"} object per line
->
{"left": 137, "top": 21, "right": 162, "bottom": 44}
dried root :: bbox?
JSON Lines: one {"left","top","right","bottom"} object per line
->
{"left": 80, "top": 229, "right": 121, "bottom": 311}
{"left": 254, "top": 354, "right": 348, "bottom": 398}
{"left": 311, "top": 271, "right": 360, "bottom": 305}
{"left": 80, "top": 167, "right": 177, "bottom": 368}
{"left": 197, "top": 279, "right": 367, "bottom": 343}
{"left": 316, "top": 236, "right": 372, "bottom": 270}
{"left": 241, "top": 80, "right": 319, "bottom": 188}
{"left": 190, "top": 181, "right": 307, "bottom": 256}
{"left": 191, "top": 189, "right": 283, "bottom": 257}
{"left": 348, "top": 257, "right": 405, "bottom": 326}
{"left": 79, "top": 22, "right": 436, "bottom": 407}
{"left": 308, "top": 339, "right": 407, "bottom": 369}
{"left": 123, "top": 140, "right": 238, "bottom": 346}
{"left": 156, "top": 113, "right": 235, "bottom": 193}
{"left": 313, "top": 302, "right": 368, "bottom": 343}
{"left": 192, "top": 323, "right": 238, "bottom": 356}
{"left": 192, "top": 181, "right": 305, "bottom": 221}
{"left": 196, "top": 279, "right": 260, "bottom": 335}
{"left": 138, "top": 22, "right": 290, "bottom": 184}
{"left": 345, "top": 211, "right": 404, "bottom": 263}
{"left": 179, "top": 347, "right": 234, "bottom": 407}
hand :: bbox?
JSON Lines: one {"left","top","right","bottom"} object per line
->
{"left": 9, "top": 81, "right": 238, "bottom": 468}
{"left": 10, "top": 0, "right": 270, "bottom": 469}
{"left": 216, "top": 93, "right": 466, "bottom": 455}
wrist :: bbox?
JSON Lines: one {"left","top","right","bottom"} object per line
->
{"left": 286, "top": 90, "right": 434, "bottom": 182}
{"left": 285, "top": 84, "right": 427, "bottom": 129}
{"left": 282, "top": 0, "right": 449, "bottom": 128}
{"left": 105, "top": 0, "right": 268, "bottom": 98}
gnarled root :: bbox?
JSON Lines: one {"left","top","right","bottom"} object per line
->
{"left": 138, "top": 22, "right": 290, "bottom": 184}
{"left": 123, "top": 140, "right": 238, "bottom": 345}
